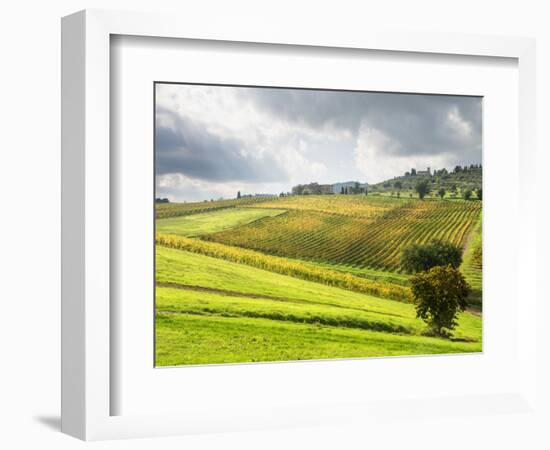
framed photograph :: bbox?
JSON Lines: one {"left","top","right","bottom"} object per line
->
{"left": 153, "top": 82, "right": 483, "bottom": 367}
{"left": 62, "top": 9, "right": 538, "bottom": 441}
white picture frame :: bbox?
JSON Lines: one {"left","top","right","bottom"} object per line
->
{"left": 61, "top": 9, "right": 538, "bottom": 441}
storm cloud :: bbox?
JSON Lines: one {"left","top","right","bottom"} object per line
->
{"left": 246, "top": 89, "right": 481, "bottom": 158}
{"left": 156, "top": 106, "right": 287, "bottom": 183}
{"left": 155, "top": 83, "right": 481, "bottom": 202}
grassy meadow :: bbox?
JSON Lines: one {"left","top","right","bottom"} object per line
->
{"left": 155, "top": 194, "right": 482, "bottom": 366}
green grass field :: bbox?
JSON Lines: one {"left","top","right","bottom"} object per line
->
{"left": 155, "top": 194, "right": 483, "bottom": 366}
{"left": 155, "top": 247, "right": 481, "bottom": 365}
{"left": 156, "top": 207, "right": 286, "bottom": 237}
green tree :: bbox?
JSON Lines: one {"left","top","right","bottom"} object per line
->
{"left": 437, "top": 187, "right": 446, "bottom": 199}
{"left": 415, "top": 180, "right": 431, "bottom": 200}
{"left": 476, "top": 188, "right": 482, "bottom": 200}
{"left": 463, "top": 188, "right": 472, "bottom": 200}
{"left": 237, "top": 191, "right": 241, "bottom": 199}
{"left": 410, "top": 265, "right": 470, "bottom": 337}
{"left": 401, "top": 239, "right": 463, "bottom": 273}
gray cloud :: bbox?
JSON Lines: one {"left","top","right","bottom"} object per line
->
{"left": 245, "top": 88, "right": 481, "bottom": 159}
{"left": 155, "top": 106, "right": 288, "bottom": 183}
{"left": 155, "top": 84, "right": 482, "bottom": 201}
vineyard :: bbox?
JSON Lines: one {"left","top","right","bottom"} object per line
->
{"left": 204, "top": 198, "right": 481, "bottom": 272}
{"left": 155, "top": 194, "right": 483, "bottom": 366}
{"left": 460, "top": 215, "right": 483, "bottom": 307}
{"left": 156, "top": 233, "right": 412, "bottom": 301}
{"left": 250, "top": 195, "right": 405, "bottom": 219}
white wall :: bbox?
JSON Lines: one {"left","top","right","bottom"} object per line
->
{"left": 0, "top": 1, "right": 548, "bottom": 448}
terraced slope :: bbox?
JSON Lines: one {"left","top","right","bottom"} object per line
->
{"left": 204, "top": 199, "right": 481, "bottom": 272}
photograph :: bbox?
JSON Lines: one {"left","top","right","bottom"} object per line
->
{"left": 154, "top": 83, "right": 483, "bottom": 366}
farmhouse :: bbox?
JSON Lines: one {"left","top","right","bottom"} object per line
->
{"left": 241, "top": 193, "right": 277, "bottom": 198}
{"left": 292, "top": 182, "right": 333, "bottom": 195}
{"left": 291, "top": 180, "right": 368, "bottom": 195}
{"left": 332, "top": 181, "right": 368, "bottom": 194}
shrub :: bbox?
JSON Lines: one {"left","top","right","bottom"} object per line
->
{"left": 415, "top": 180, "right": 431, "bottom": 200}
{"left": 410, "top": 265, "right": 470, "bottom": 337}
{"left": 401, "top": 239, "right": 463, "bottom": 273}
{"left": 463, "top": 189, "right": 472, "bottom": 200}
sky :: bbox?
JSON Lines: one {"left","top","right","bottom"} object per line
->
{"left": 155, "top": 83, "right": 482, "bottom": 202}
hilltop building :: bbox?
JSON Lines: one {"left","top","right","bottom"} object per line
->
{"left": 417, "top": 167, "right": 431, "bottom": 176}
{"left": 405, "top": 167, "right": 431, "bottom": 177}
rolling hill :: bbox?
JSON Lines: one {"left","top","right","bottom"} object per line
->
{"left": 155, "top": 193, "right": 483, "bottom": 365}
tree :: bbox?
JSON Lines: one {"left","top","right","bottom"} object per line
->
{"left": 410, "top": 265, "right": 470, "bottom": 337}
{"left": 401, "top": 239, "right": 463, "bottom": 273}
{"left": 415, "top": 179, "right": 431, "bottom": 200}
{"left": 365, "top": 185, "right": 368, "bottom": 196}
{"left": 237, "top": 191, "right": 241, "bottom": 199}
{"left": 437, "top": 187, "right": 446, "bottom": 199}
{"left": 340, "top": 186, "right": 345, "bottom": 194}
{"left": 463, "top": 188, "right": 472, "bottom": 200}
{"left": 394, "top": 181, "right": 403, "bottom": 191}
{"left": 411, "top": 168, "right": 417, "bottom": 176}
{"left": 476, "top": 188, "right": 482, "bottom": 200}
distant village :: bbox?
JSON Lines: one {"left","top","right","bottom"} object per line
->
{"left": 155, "top": 165, "right": 482, "bottom": 203}
{"left": 291, "top": 181, "right": 368, "bottom": 196}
